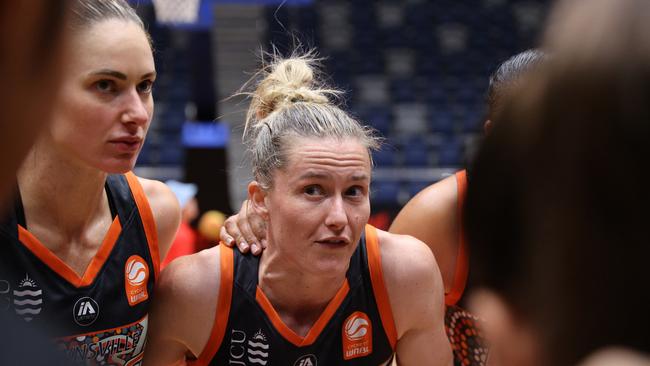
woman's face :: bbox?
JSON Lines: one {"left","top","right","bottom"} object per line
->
{"left": 48, "top": 19, "right": 155, "bottom": 174}
{"left": 260, "top": 137, "right": 372, "bottom": 277}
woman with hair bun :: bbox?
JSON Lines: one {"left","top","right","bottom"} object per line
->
{"left": 145, "top": 53, "right": 452, "bottom": 366}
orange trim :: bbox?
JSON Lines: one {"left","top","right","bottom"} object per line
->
{"left": 365, "top": 224, "right": 398, "bottom": 350}
{"left": 445, "top": 170, "right": 470, "bottom": 306}
{"left": 18, "top": 218, "right": 122, "bottom": 288}
{"left": 190, "top": 244, "right": 234, "bottom": 366}
{"left": 256, "top": 279, "right": 350, "bottom": 347}
{"left": 125, "top": 172, "right": 160, "bottom": 279}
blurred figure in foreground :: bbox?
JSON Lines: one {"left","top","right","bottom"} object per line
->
{"left": 465, "top": 0, "right": 650, "bottom": 365}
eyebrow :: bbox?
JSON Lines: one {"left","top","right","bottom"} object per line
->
{"left": 90, "top": 69, "right": 156, "bottom": 80}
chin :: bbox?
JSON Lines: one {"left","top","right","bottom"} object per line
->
{"left": 98, "top": 158, "right": 137, "bottom": 174}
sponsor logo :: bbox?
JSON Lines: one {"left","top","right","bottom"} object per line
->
{"left": 294, "top": 354, "right": 318, "bottom": 366}
{"left": 73, "top": 297, "right": 99, "bottom": 326}
{"left": 58, "top": 315, "right": 148, "bottom": 366}
{"left": 1, "top": 280, "right": 11, "bottom": 311}
{"left": 124, "top": 255, "right": 149, "bottom": 306}
{"left": 342, "top": 311, "right": 372, "bottom": 360}
{"left": 13, "top": 274, "right": 42, "bottom": 322}
{"left": 229, "top": 329, "right": 270, "bottom": 365}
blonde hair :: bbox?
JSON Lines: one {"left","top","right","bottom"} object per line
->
{"left": 243, "top": 51, "right": 380, "bottom": 188}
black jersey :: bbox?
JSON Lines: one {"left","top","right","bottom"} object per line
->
{"left": 0, "top": 172, "right": 159, "bottom": 365}
{"left": 191, "top": 225, "right": 396, "bottom": 366}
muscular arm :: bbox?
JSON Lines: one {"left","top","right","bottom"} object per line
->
{"left": 388, "top": 175, "right": 459, "bottom": 294}
{"left": 138, "top": 177, "right": 181, "bottom": 261}
{"left": 144, "top": 248, "right": 220, "bottom": 365}
{"left": 378, "top": 230, "right": 453, "bottom": 366}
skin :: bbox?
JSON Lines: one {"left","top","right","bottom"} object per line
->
{"left": 0, "top": 1, "right": 69, "bottom": 207}
{"left": 16, "top": 19, "right": 179, "bottom": 277}
{"left": 145, "top": 137, "right": 452, "bottom": 365}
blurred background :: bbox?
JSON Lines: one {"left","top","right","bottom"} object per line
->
{"left": 129, "top": 0, "right": 550, "bottom": 228}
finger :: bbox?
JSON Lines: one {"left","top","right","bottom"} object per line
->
{"left": 237, "top": 215, "right": 261, "bottom": 254}
{"left": 224, "top": 219, "right": 249, "bottom": 253}
{"left": 219, "top": 226, "right": 235, "bottom": 247}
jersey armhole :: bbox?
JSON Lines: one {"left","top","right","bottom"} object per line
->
{"left": 365, "top": 224, "right": 398, "bottom": 350}
{"left": 445, "top": 170, "right": 470, "bottom": 306}
{"left": 125, "top": 172, "right": 160, "bottom": 278}
{"left": 189, "top": 244, "right": 233, "bottom": 366}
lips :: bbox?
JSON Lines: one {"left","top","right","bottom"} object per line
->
{"left": 109, "top": 136, "right": 142, "bottom": 153}
{"left": 315, "top": 237, "right": 351, "bottom": 247}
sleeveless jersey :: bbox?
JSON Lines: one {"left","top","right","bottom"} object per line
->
{"left": 190, "top": 225, "right": 396, "bottom": 366}
{"left": 0, "top": 172, "right": 159, "bottom": 366}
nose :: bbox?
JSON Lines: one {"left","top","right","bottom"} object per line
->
{"left": 121, "top": 88, "right": 150, "bottom": 126}
{"left": 325, "top": 196, "right": 348, "bottom": 231}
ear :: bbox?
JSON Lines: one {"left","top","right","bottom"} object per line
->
{"left": 483, "top": 119, "right": 493, "bottom": 135}
{"left": 467, "top": 289, "right": 541, "bottom": 366}
{"left": 248, "top": 181, "right": 269, "bottom": 220}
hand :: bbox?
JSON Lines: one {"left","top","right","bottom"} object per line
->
{"left": 220, "top": 200, "right": 267, "bottom": 255}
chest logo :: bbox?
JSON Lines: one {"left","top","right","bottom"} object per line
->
{"left": 294, "top": 354, "right": 318, "bottom": 366}
{"left": 73, "top": 296, "right": 99, "bottom": 326}
{"left": 124, "top": 255, "right": 149, "bottom": 306}
{"left": 14, "top": 273, "right": 42, "bottom": 322}
{"left": 342, "top": 311, "right": 372, "bottom": 360}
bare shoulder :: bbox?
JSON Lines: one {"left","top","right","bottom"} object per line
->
{"left": 136, "top": 176, "right": 181, "bottom": 257}
{"left": 152, "top": 246, "right": 222, "bottom": 357}
{"left": 389, "top": 174, "right": 458, "bottom": 234}
{"left": 375, "top": 229, "right": 445, "bottom": 336}
{"left": 376, "top": 229, "right": 440, "bottom": 283}
{"left": 136, "top": 176, "right": 180, "bottom": 218}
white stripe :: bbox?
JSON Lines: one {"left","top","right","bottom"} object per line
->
{"left": 247, "top": 349, "right": 269, "bottom": 357}
{"left": 15, "top": 308, "right": 41, "bottom": 315}
{"left": 247, "top": 341, "right": 269, "bottom": 349}
{"left": 247, "top": 357, "right": 267, "bottom": 365}
{"left": 13, "top": 299, "right": 42, "bottom": 306}
{"left": 13, "top": 289, "right": 42, "bottom": 297}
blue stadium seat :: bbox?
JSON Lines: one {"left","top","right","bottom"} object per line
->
{"left": 371, "top": 180, "right": 401, "bottom": 206}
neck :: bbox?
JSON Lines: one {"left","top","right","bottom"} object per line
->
{"left": 17, "top": 142, "right": 109, "bottom": 236}
{"left": 258, "top": 246, "right": 347, "bottom": 332}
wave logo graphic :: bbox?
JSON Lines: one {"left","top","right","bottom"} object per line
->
{"left": 126, "top": 257, "right": 147, "bottom": 286}
{"left": 344, "top": 313, "right": 370, "bottom": 341}
{"left": 247, "top": 329, "right": 269, "bottom": 365}
{"left": 13, "top": 274, "right": 42, "bottom": 322}
{"left": 342, "top": 311, "right": 372, "bottom": 360}
{"left": 124, "top": 255, "right": 150, "bottom": 306}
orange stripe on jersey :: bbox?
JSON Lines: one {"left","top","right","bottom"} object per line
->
{"left": 190, "top": 244, "right": 234, "bottom": 366}
{"left": 365, "top": 224, "right": 398, "bottom": 350}
{"left": 18, "top": 218, "right": 122, "bottom": 288}
{"left": 125, "top": 172, "right": 160, "bottom": 278}
{"left": 256, "top": 279, "right": 351, "bottom": 347}
{"left": 445, "top": 170, "right": 470, "bottom": 306}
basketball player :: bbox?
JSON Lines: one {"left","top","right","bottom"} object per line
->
{"left": 0, "top": 1, "right": 180, "bottom": 365}
{"left": 145, "top": 53, "right": 453, "bottom": 365}
{"left": 220, "top": 49, "right": 546, "bottom": 306}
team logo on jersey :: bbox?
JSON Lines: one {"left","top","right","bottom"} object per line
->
{"left": 13, "top": 273, "right": 42, "bottom": 322}
{"left": 229, "top": 329, "right": 270, "bottom": 365}
{"left": 294, "top": 354, "right": 318, "bottom": 366}
{"left": 342, "top": 311, "right": 372, "bottom": 360}
{"left": 247, "top": 329, "right": 270, "bottom": 365}
{"left": 73, "top": 296, "right": 99, "bottom": 326}
{"left": 124, "top": 255, "right": 149, "bottom": 306}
